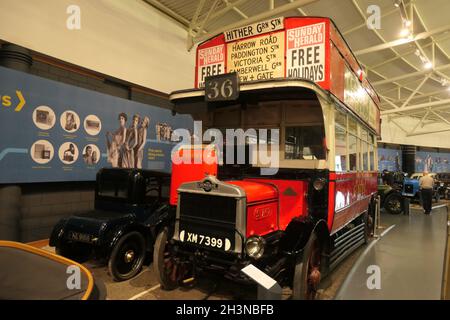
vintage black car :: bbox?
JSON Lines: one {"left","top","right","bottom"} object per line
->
{"left": 436, "top": 173, "right": 450, "bottom": 200}
{"left": 49, "top": 168, "right": 173, "bottom": 281}
{"left": 378, "top": 183, "right": 403, "bottom": 214}
{"left": 377, "top": 172, "right": 405, "bottom": 214}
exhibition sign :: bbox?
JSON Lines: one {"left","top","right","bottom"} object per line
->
{"left": 0, "top": 66, "right": 193, "bottom": 183}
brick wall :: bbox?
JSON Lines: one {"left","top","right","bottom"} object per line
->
{"left": 19, "top": 183, "right": 95, "bottom": 242}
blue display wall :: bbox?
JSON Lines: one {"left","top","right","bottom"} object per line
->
{"left": 415, "top": 151, "right": 450, "bottom": 173}
{"left": 0, "top": 66, "right": 193, "bottom": 183}
{"left": 378, "top": 147, "right": 402, "bottom": 172}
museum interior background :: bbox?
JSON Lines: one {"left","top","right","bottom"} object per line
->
{"left": 1, "top": 0, "right": 450, "bottom": 243}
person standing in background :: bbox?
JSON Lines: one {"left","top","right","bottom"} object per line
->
{"left": 419, "top": 171, "right": 434, "bottom": 215}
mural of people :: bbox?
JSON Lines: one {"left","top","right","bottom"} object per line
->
{"left": 395, "top": 152, "right": 401, "bottom": 171}
{"left": 92, "top": 151, "right": 98, "bottom": 164}
{"left": 378, "top": 147, "right": 402, "bottom": 172}
{"left": 106, "top": 113, "right": 127, "bottom": 168}
{"left": 135, "top": 116, "right": 150, "bottom": 169}
{"left": 65, "top": 112, "right": 78, "bottom": 131}
{"left": 156, "top": 123, "right": 173, "bottom": 141}
{"left": 83, "top": 145, "right": 94, "bottom": 165}
{"left": 425, "top": 154, "right": 433, "bottom": 172}
{"left": 63, "top": 143, "right": 75, "bottom": 162}
{"left": 122, "top": 114, "right": 140, "bottom": 168}
{"left": 81, "top": 144, "right": 100, "bottom": 165}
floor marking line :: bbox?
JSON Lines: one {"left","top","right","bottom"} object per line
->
{"left": 334, "top": 224, "right": 396, "bottom": 300}
{"left": 432, "top": 204, "right": 448, "bottom": 210}
{"left": 380, "top": 224, "right": 396, "bottom": 237}
{"left": 128, "top": 284, "right": 161, "bottom": 300}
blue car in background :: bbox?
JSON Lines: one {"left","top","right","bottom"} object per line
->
{"left": 402, "top": 173, "right": 441, "bottom": 203}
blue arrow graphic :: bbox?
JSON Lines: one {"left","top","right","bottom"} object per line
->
{"left": 0, "top": 148, "right": 28, "bottom": 162}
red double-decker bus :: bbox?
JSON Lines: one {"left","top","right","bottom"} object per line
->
{"left": 153, "top": 16, "right": 381, "bottom": 299}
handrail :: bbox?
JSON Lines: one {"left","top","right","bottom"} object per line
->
{"left": 441, "top": 203, "right": 450, "bottom": 300}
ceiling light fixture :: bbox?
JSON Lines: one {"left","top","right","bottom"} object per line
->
{"left": 400, "top": 28, "right": 410, "bottom": 37}
{"left": 424, "top": 61, "right": 433, "bottom": 69}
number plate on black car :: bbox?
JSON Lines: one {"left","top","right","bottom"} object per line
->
{"left": 179, "top": 230, "right": 232, "bottom": 251}
{"left": 68, "top": 231, "right": 93, "bottom": 243}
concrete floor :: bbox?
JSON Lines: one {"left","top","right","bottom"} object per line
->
{"left": 40, "top": 201, "right": 449, "bottom": 300}
{"left": 81, "top": 245, "right": 362, "bottom": 300}
{"left": 336, "top": 203, "right": 449, "bottom": 300}
{"left": 42, "top": 235, "right": 363, "bottom": 300}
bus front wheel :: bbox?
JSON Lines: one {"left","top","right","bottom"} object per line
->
{"left": 153, "top": 228, "right": 190, "bottom": 290}
{"left": 292, "top": 232, "right": 322, "bottom": 300}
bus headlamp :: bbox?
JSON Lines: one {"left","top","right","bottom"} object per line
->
{"left": 313, "top": 178, "right": 326, "bottom": 191}
{"left": 245, "top": 236, "right": 265, "bottom": 259}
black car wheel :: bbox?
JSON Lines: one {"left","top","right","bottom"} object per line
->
{"left": 108, "top": 231, "right": 146, "bottom": 282}
{"left": 153, "top": 228, "right": 190, "bottom": 290}
{"left": 434, "top": 192, "right": 440, "bottom": 203}
{"left": 56, "top": 241, "right": 91, "bottom": 263}
{"left": 384, "top": 192, "right": 403, "bottom": 215}
{"left": 292, "top": 232, "right": 322, "bottom": 300}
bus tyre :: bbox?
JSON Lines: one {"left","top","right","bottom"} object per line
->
{"left": 292, "top": 232, "right": 322, "bottom": 300}
{"left": 108, "top": 231, "right": 146, "bottom": 282}
{"left": 384, "top": 192, "right": 403, "bottom": 215}
{"left": 56, "top": 241, "right": 91, "bottom": 263}
{"left": 153, "top": 228, "right": 183, "bottom": 290}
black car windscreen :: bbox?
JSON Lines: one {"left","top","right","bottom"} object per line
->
{"left": 97, "top": 171, "right": 130, "bottom": 200}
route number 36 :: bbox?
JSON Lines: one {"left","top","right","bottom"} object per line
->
{"left": 205, "top": 73, "right": 239, "bottom": 102}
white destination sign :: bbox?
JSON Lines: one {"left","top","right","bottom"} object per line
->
{"left": 224, "top": 17, "right": 284, "bottom": 42}
{"left": 227, "top": 32, "right": 285, "bottom": 83}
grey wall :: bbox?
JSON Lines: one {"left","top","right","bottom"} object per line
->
{"left": 29, "top": 59, "right": 172, "bottom": 108}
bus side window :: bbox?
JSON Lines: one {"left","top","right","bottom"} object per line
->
{"left": 362, "top": 140, "right": 369, "bottom": 171}
{"left": 284, "top": 126, "right": 326, "bottom": 160}
{"left": 335, "top": 125, "right": 347, "bottom": 172}
{"left": 369, "top": 133, "right": 376, "bottom": 171}
{"left": 335, "top": 110, "right": 347, "bottom": 172}
{"left": 348, "top": 134, "right": 357, "bottom": 171}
